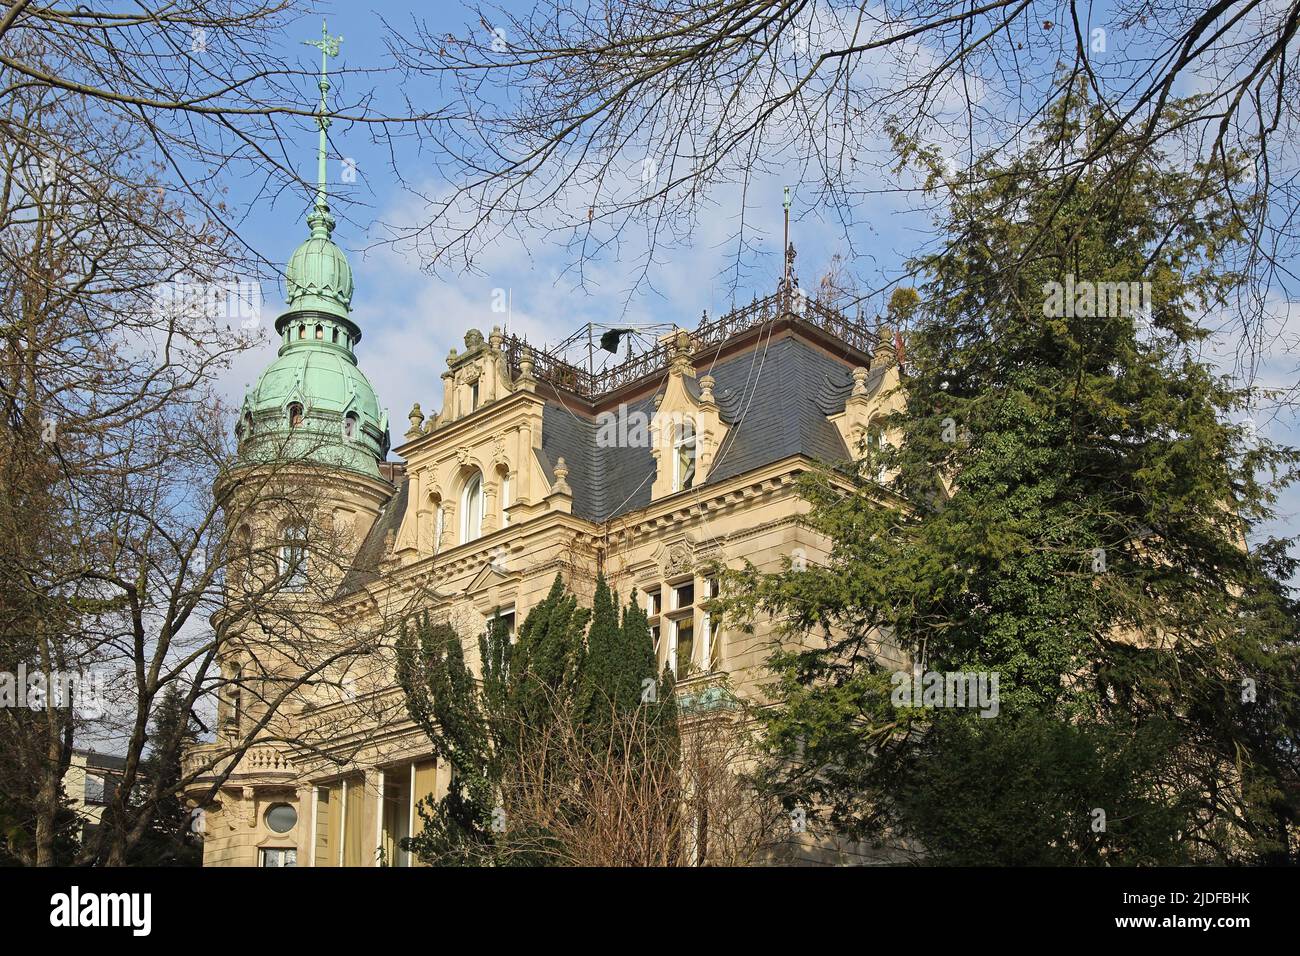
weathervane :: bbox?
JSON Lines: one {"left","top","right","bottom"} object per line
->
{"left": 302, "top": 19, "right": 343, "bottom": 236}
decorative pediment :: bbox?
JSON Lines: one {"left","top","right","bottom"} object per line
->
{"left": 648, "top": 334, "right": 729, "bottom": 501}
{"left": 465, "top": 550, "right": 519, "bottom": 614}
{"left": 829, "top": 329, "right": 904, "bottom": 477}
{"left": 465, "top": 560, "right": 512, "bottom": 595}
{"left": 653, "top": 537, "right": 696, "bottom": 577}
{"left": 282, "top": 382, "right": 309, "bottom": 414}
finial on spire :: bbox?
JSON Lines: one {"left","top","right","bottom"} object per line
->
{"left": 303, "top": 19, "right": 343, "bottom": 238}
{"left": 782, "top": 185, "right": 794, "bottom": 288}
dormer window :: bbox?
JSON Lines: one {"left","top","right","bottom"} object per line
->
{"left": 866, "top": 420, "right": 886, "bottom": 481}
{"left": 461, "top": 472, "right": 484, "bottom": 543}
{"left": 288, "top": 403, "right": 304, "bottom": 428}
{"left": 674, "top": 420, "right": 696, "bottom": 492}
{"left": 343, "top": 412, "right": 358, "bottom": 440}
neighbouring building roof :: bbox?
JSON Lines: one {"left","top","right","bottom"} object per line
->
{"left": 73, "top": 748, "right": 128, "bottom": 772}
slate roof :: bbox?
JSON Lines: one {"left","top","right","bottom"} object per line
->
{"left": 539, "top": 333, "right": 859, "bottom": 522}
{"left": 334, "top": 475, "right": 408, "bottom": 598}
{"left": 703, "top": 336, "right": 856, "bottom": 485}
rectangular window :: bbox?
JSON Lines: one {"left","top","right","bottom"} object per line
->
{"left": 229, "top": 665, "right": 243, "bottom": 737}
{"left": 674, "top": 618, "right": 694, "bottom": 677}
{"left": 672, "top": 581, "right": 694, "bottom": 611}
{"left": 381, "top": 768, "right": 410, "bottom": 868}
{"left": 260, "top": 847, "right": 297, "bottom": 867}
{"left": 343, "top": 776, "right": 366, "bottom": 867}
{"left": 314, "top": 778, "right": 363, "bottom": 867}
{"left": 702, "top": 577, "right": 720, "bottom": 671}
{"left": 280, "top": 526, "right": 308, "bottom": 590}
{"left": 314, "top": 784, "right": 337, "bottom": 867}
{"left": 646, "top": 589, "right": 663, "bottom": 667}
{"left": 410, "top": 760, "right": 438, "bottom": 869}
{"left": 84, "top": 773, "right": 106, "bottom": 805}
{"left": 486, "top": 609, "right": 516, "bottom": 644}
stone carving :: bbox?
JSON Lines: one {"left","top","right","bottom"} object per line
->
{"left": 663, "top": 540, "right": 692, "bottom": 575}
{"left": 406, "top": 402, "right": 425, "bottom": 438}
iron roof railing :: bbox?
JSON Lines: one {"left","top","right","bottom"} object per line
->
{"left": 500, "top": 288, "right": 876, "bottom": 399}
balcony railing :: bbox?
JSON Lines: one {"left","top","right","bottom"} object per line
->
{"left": 500, "top": 288, "right": 876, "bottom": 399}
{"left": 182, "top": 742, "right": 296, "bottom": 782}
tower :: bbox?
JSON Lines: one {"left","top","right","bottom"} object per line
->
{"left": 215, "top": 20, "right": 393, "bottom": 750}
{"left": 234, "top": 21, "right": 389, "bottom": 482}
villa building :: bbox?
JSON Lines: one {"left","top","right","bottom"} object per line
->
{"left": 182, "top": 50, "right": 902, "bottom": 867}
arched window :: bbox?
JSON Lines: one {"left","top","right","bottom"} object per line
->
{"left": 674, "top": 419, "right": 696, "bottom": 492}
{"left": 288, "top": 403, "right": 304, "bottom": 429}
{"left": 433, "top": 500, "right": 445, "bottom": 555}
{"left": 315, "top": 324, "right": 324, "bottom": 340}
{"left": 297, "top": 324, "right": 306, "bottom": 339}
{"left": 279, "top": 522, "right": 308, "bottom": 590}
{"left": 342, "top": 412, "right": 358, "bottom": 440}
{"left": 499, "top": 470, "right": 511, "bottom": 528}
{"left": 461, "top": 472, "right": 484, "bottom": 543}
{"left": 331, "top": 327, "right": 339, "bottom": 344}
{"left": 866, "top": 420, "right": 886, "bottom": 481}
{"left": 866, "top": 421, "right": 883, "bottom": 455}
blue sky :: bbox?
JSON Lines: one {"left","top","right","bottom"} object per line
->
{"left": 216, "top": 2, "right": 1300, "bottom": 547}
{"left": 221, "top": 3, "right": 930, "bottom": 429}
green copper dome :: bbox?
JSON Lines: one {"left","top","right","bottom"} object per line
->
{"left": 235, "top": 326, "right": 389, "bottom": 479}
{"left": 284, "top": 208, "right": 354, "bottom": 319}
{"left": 234, "top": 219, "right": 388, "bottom": 479}
{"left": 233, "top": 21, "right": 388, "bottom": 481}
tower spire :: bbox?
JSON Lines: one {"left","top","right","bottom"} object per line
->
{"left": 303, "top": 19, "right": 343, "bottom": 239}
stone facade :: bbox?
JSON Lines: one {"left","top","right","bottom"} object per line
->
{"left": 185, "top": 281, "right": 905, "bottom": 866}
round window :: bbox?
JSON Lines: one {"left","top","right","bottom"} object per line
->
{"left": 265, "top": 803, "right": 297, "bottom": 834}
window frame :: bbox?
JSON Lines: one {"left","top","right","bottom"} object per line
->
{"left": 665, "top": 577, "right": 695, "bottom": 677}
{"left": 279, "top": 522, "right": 309, "bottom": 590}
{"left": 265, "top": 802, "right": 298, "bottom": 834}
{"left": 673, "top": 419, "right": 697, "bottom": 492}
{"left": 701, "top": 577, "right": 721, "bottom": 671}
{"left": 259, "top": 846, "right": 298, "bottom": 868}
{"left": 460, "top": 472, "right": 484, "bottom": 543}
